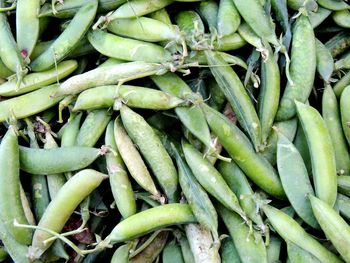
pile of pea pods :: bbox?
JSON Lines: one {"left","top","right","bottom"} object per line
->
{"left": 2, "top": 0, "right": 350, "bottom": 262}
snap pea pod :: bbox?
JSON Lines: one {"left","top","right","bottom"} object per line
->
{"left": 0, "top": 60, "right": 78, "bottom": 97}
{"left": 61, "top": 112, "right": 82, "bottom": 148}
{"left": 263, "top": 204, "right": 342, "bottom": 263}
{"left": 218, "top": 204, "right": 267, "bottom": 263}
{"left": 105, "top": 120, "right": 136, "bottom": 218}
{"left": 338, "top": 175, "right": 350, "bottom": 196}
{"left": 201, "top": 103, "right": 285, "bottom": 199}
{"left": 340, "top": 85, "right": 350, "bottom": 145}
{"left": 179, "top": 235, "right": 195, "bottom": 263}
{"left": 120, "top": 105, "right": 179, "bottom": 202}
{"left": 309, "top": 7, "right": 332, "bottom": 28}
{"left": 296, "top": 101, "right": 337, "bottom": 206}
{"left": 276, "top": 15, "right": 316, "bottom": 121}
{"left": 30, "top": 0, "right": 98, "bottom": 71}
{"left": 267, "top": 235, "right": 282, "bottom": 263}
{"left": 185, "top": 223, "right": 220, "bottom": 263}
{"left": 333, "top": 9, "right": 350, "bottom": 28}
{"left": 75, "top": 109, "right": 111, "bottom": 147}
{"left": 205, "top": 50, "right": 262, "bottom": 151}
{"left": 287, "top": 241, "right": 322, "bottom": 263}
{"left": 287, "top": 0, "right": 318, "bottom": 10}
{"left": 217, "top": 0, "right": 241, "bottom": 37}
{"left": 0, "top": 127, "right": 32, "bottom": 245}
{"left": 73, "top": 85, "right": 184, "bottom": 111}
{"left": 276, "top": 133, "right": 318, "bottom": 228}
{"left": 310, "top": 195, "right": 350, "bottom": 262}
{"left": 19, "top": 146, "right": 102, "bottom": 175}
{"left": 182, "top": 141, "right": 246, "bottom": 219}
{"left": 108, "top": 204, "right": 196, "bottom": 243}
{"left": 317, "top": 0, "right": 350, "bottom": 10}
{"left": 334, "top": 71, "right": 350, "bottom": 97}
{"left": 220, "top": 237, "right": 241, "bottom": 263}
{"left": 337, "top": 193, "right": 350, "bottom": 220}
{"left": 149, "top": 8, "right": 172, "bottom": 25}
{"left": 16, "top": 0, "right": 41, "bottom": 58}
{"left": 325, "top": 31, "right": 350, "bottom": 58}
{"left": 114, "top": 118, "right": 159, "bottom": 196}
{"left": 88, "top": 30, "right": 173, "bottom": 63}
{"left": 54, "top": 61, "right": 167, "bottom": 96}
{"left": 322, "top": 85, "right": 350, "bottom": 175}
{"left": 315, "top": 39, "right": 334, "bottom": 83}
{"left": 212, "top": 33, "right": 247, "bottom": 51}
{"left": 111, "top": 244, "right": 129, "bottom": 263}
{"left": 31, "top": 169, "right": 107, "bottom": 257}
{"left": 162, "top": 240, "right": 185, "bottom": 263}
{"left": 199, "top": 0, "right": 219, "bottom": 33}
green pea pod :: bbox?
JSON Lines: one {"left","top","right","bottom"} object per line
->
{"left": 201, "top": 103, "right": 285, "bottom": 199}
{"left": 163, "top": 240, "right": 185, "bottom": 263}
{"left": 0, "top": 60, "right": 78, "bottom": 97}
{"left": 120, "top": 105, "right": 179, "bottom": 202}
{"left": 260, "top": 118, "right": 298, "bottom": 165}
{"left": 259, "top": 43, "right": 281, "bottom": 144}
{"left": 31, "top": 169, "right": 107, "bottom": 257}
{"left": 220, "top": 237, "right": 242, "bottom": 263}
{"left": 232, "top": 0, "right": 279, "bottom": 46}
{"left": 296, "top": 101, "right": 337, "bottom": 206}
{"left": 130, "top": 231, "right": 169, "bottom": 263}
{"left": 217, "top": 0, "right": 241, "bottom": 37}
{"left": 73, "top": 85, "right": 184, "bottom": 111}
{"left": 108, "top": 204, "right": 196, "bottom": 243}
{"left": 276, "top": 133, "right": 318, "bottom": 228}
{"left": 267, "top": 235, "right": 282, "bottom": 263}
{"left": 315, "top": 39, "right": 334, "bottom": 83}
{"left": 88, "top": 30, "right": 172, "bottom": 63}
{"left": 16, "top": 0, "right": 40, "bottom": 58}
{"left": 340, "top": 85, "right": 350, "bottom": 145}
{"left": 76, "top": 109, "right": 111, "bottom": 147}
{"left": 287, "top": 241, "right": 322, "bottom": 263}
{"left": 334, "top": 71, "right": 350, "bottom": 97}
{"left": 217, "top": 204, "right": 267, "bottom": 263}
{"left": 0, "top": 127, "right": 32, "bottom": 245}
{"left": 19, "top": 146, "right": 101, "bottom": 175}
{"left": 335, "top": 52, "right": 350, "bottom": 70}
{"left": 213, "top": 33, "right": 247, "bottom": 51}
{"left": 322, "top": 85, "right": 350, "bottom": 175}
{"left": 111, "top": 244, "right": 130, "bottom": 263}
{"left": 54, "top": 61, "right": 166, "bottom": 96}
{"left": 182, "top": 141, "right": 245, "bottom": 218}
{"left": 338, "top": 175, "right": 350, "bottom": 196}
{"left": 114, "top": 118, "right": 159, "bottom": 196}
{"left": 105, "top": 120, "right": 136, "bottom": 219}
{"left": 337, "top": 193, "right": 350, "bottom": 220}
{"left": 179, "top": 235, "right": 195, "bottom": 263}
{"left": 199, "top": 0, "right": 219, "bottom": 33}
{"left": 317, "top": 0, "right": 350, "bottom": 10}
{"left": 263, "top": 204, "right": 342, "bottom": 263}
{"left": 309, "top": 7, "right": 332, "bottom": 28}
{"left": 172, "top": 142, "right": 219, "bottom": 241}
{"left": 287, "top": 0, "right": 318, "bottom": 10}
{"left": 309, "top": 195, "right": 350, "bottom": 262}
{"left": 30, "top": 0, "right": 98, "bottom": 71}
{"left": 61, "top": 112, "right": 82, "bottom": 147}
{"left": 151, "top": 73, "right": 212, "bottom": 153}
{"left": 218, "top": 161, "right": 264, "bottom": 227}
{"left": 205, "top": 50, "right": 262, "bottom": 151}
{"left": 276, "top": 15, "right": 316, "bottom": 121}
{"left": 332, "top": 9, "right": 350, "bottom": 28}
{"left": 325, "top": 31, "right": 350, "bottom": 58}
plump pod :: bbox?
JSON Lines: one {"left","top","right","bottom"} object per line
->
{"left": 19, "top": 146, "right": 101, "bottom": 174}
{"left": 340, "top": 85, "right": 350, "bottom": 146}
{"left": 217, "top": 0, "right": 241, "bottom": 37}
{"left": 108, "top": 204, "right": 196, "bottom": 243}
{"left": 315, "top": 39, "right": 334, "bottom": 83}
{"left": 296, "top": 101, "right": 337, "bottom": 206}
{"left": 276, "top": 15, "right": 316, "bottom": 121}
{"left": 31, "top": 169, "right": 107, "bottom": 257}
{"left": 309, "top": 195, "right": 350, "bottom": 262}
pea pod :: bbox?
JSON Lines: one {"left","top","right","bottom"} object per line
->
{"left": 19, "top": 146, "right": 102, "bottom": 175}
{"left": 276, "top": 15, "right": 316, "bottom": 121}
{"left": 0, "top": 60, "right": 78, "bottom": 97}
{"left": 88, "top": 30, "right": 172, "bottom": 63}
{"left": 30, "top": 0, "right": 98, "bottom": 71}
{"left": 162, "top": 240, "right": 185, "bottom": 263}
{"left": 263, "top": 204, "right": 342, "bottom": 263}
{"left": 31, "top": 169, "right": 107, "bottom": 257}
{"left": 199, "top": 0, "right": 219, "bottom": 33}
{"left": 61, "top": 112, "right": 82, "bottom": 148}
{"left": 217, "top": 0, "right": 241, "bottom": 37}
{"left": 276, "top": 133, "right": 318, "bottom": 228}
{"left": 340, "top": 85, "right": 350, "bottom": 145}
{"left": 205, "top": 50, "right": 262, "bottom": 151}
{"left": 220, "top": 237, "right": 241, "bottom": 263}
{"left": 325, "top": 31, "right": 350, "bottom": 58}
{"left": 309, "top": 195, "right": 350, "bottom": 262}
{"left": 213, "top": 33, "right": 247, "bottom": 51}
{"left": 317, "top": 0, "right": 350, "bottom": 10}
{"left": 332, "top": 9, "right": 350, "bottom": 28}
{"left": 338, "top": 175, "right": 350, "bottom": 196}
{"left": 105, "top": 120, "right": 136, "bottom": 218}
{"left": 111, "top": 244, "right": 129, "bottom": 263}
{"left": 287, "top": 242, "right": 322, "bottom": 263}
{"left": 179, "top": 235, "right": 195, "bottom": 263}
{"left": 0, "top": 127, "right": 32, "bottom": 245}
{"left": 108, "top": 204, "right": 196, "bottom": 243}
{"left": 16, "top": 0, "right": 40, "bottom": 58}
{"left": 120, "top": 105, "right": 179, "bottom": 202}
{"left": 337, "top": 193, "right": 350, "bottom": 220}
{"left": 271, "top": 0, "right": 292, "bottom": 50}
{"left": 315, "top": 39, "right": 334, "bottom": 83}
{"left": 201, "top": 103, "right": 285, "bottom": 199}
{"left": 322, "top": 85, "right": 350, "bottom": 175}
{"left": 267, "top": 235, "right": 282, "bottom": 263}
{"left": 309, "top": 7, "right": 332, "bottom": 28}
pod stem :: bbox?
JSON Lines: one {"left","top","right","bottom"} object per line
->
{"left": 58, "top": 95, "right": 76, "bottom": 123}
